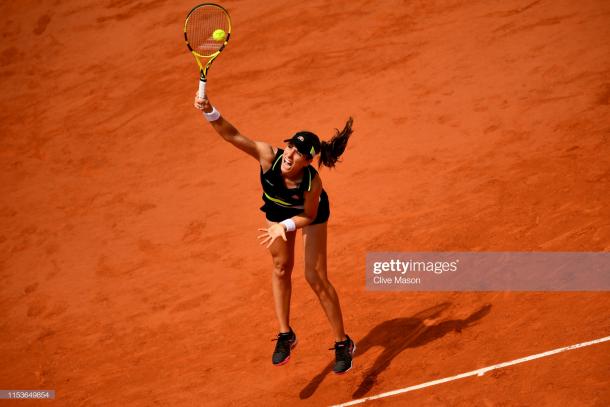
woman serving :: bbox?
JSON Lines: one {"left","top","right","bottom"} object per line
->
{"left": 194, "top": 95, "right": 355, "bottom": 374}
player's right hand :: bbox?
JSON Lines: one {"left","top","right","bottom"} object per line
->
{"left": 194, "top": 93, "right": 213, "bottom": 113}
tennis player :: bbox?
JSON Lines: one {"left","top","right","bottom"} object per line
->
{"left": 194, "top": 94, "right": 355, "bottom": 374}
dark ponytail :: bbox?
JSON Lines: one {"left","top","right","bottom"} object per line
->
{"left": 318, "top": 117, "right": 353, "bottom": 168}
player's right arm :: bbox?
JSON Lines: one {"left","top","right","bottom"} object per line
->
{"left": 194, "top": 95, "right": 274, "bottom": 164}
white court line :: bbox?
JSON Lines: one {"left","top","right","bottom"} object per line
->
{"left": 332, "top": 335, "right": 610, "bottom": 407}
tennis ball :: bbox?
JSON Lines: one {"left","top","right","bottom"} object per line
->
{"left": 212, "top": 29, "right": 226, "bottom": 42}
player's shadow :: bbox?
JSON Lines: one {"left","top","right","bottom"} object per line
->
{"left": 299, "top": 302, "right": 492, "bottom": 400}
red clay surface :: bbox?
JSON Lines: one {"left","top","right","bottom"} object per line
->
{"left": 1, "top": 0, "right": 609, "bottom": 406}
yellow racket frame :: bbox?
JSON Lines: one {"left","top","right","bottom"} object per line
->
{"left": 184, "top": 3, "right": 232, "bottom": 97}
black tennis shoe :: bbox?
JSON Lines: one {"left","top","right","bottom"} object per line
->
{"left": 272, "top": 328, "right": 297, "bottom": 366}
{"left": 330, "top": 335, "right": 356, "bottom": 374}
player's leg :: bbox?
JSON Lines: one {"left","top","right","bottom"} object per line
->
{"left": 267, "top": 220, "right": 297, "bottom": 365}
{"left": 267, "top": 220, "right": 296, "bottom": 332}
{"left": 302, "top": 222, "right": 346, "bottom": 340}
{"left": 303, "top": 221, "right": 355, "bottom": 373}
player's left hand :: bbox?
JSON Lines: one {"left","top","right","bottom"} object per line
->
{"left": 257, "top": 224, "right": 287, "bottom": 248}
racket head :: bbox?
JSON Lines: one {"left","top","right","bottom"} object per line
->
{"left": 184, "top": 3, "right": 232, "bottom": 59}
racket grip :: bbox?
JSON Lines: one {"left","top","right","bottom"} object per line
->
{"left": 198, "top": 80, "right": 207, "bottom": 99}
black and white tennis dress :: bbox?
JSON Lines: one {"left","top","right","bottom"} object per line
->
{"left": 259, "top": 148, "right": 330, "bottom": 225}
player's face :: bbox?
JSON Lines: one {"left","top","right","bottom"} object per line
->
{"left": 282, "top": 143, "right": 310, "bottom": 174}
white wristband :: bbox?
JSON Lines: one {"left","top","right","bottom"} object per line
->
{"left": 203, "top": 106, "right": 221, "bottom": 122}
{"left": 280, "top": 219, "right": 296, "bottom": 232}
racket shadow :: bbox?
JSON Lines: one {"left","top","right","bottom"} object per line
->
{"left": 299, "top": 302, "right": 492, "bottom": 400}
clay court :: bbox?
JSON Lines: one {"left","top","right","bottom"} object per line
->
{"left": 1, "top": 0, "right": 609, "bottom": 405}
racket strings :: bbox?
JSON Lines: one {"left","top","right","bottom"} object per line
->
{"left": 186, "top": 6, "right": 230, "bottom": 57}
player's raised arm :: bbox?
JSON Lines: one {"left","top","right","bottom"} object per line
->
{"left": 194, "top": 95, "right": 274, "bottom": 163}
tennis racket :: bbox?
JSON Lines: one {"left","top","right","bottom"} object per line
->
{"left": 184, "top": 3, "right": 232, "bottom": 98}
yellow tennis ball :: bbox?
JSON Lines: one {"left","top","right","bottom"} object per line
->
{"left": 212, "top": 29, "right": 226, "bottom": 42}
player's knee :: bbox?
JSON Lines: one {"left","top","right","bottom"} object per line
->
{"left": 273, "top": 259, "right": 293, "bottom": 278}
{"left": 305, "top": 268, "right": 327, "bottom": 292}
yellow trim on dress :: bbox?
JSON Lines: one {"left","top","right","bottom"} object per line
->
{"left": 264, "top": 192, "right": 293, "bottom": 207}
{"left": 272, "top": 153, "right": 283, "bottom": 171}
